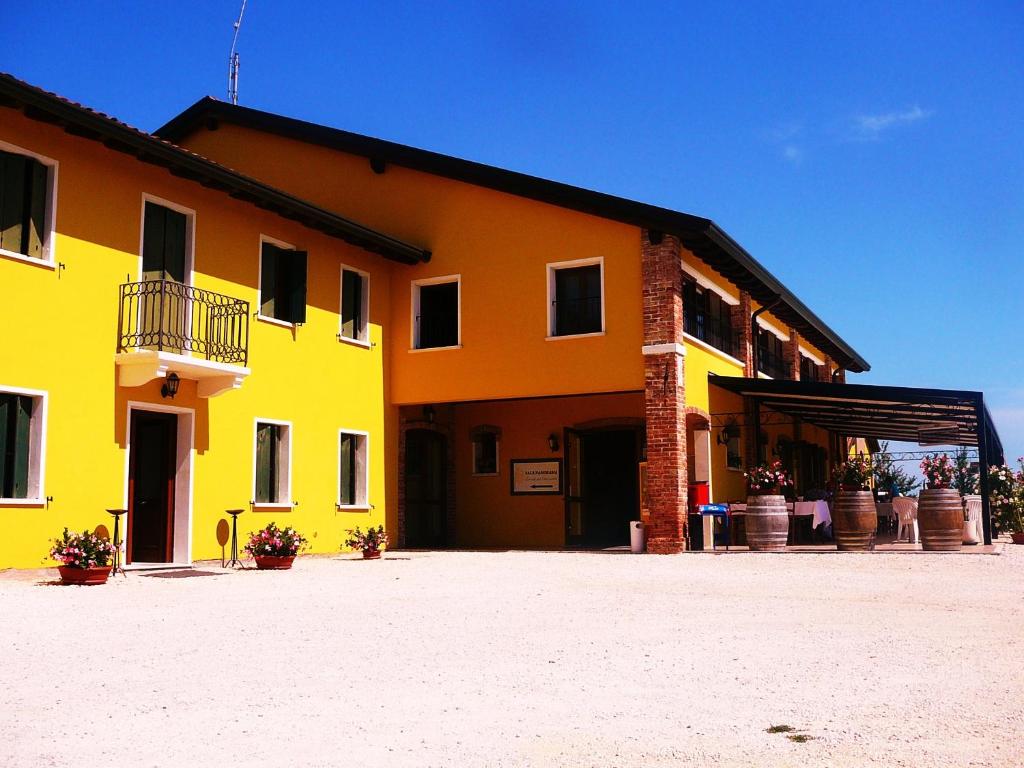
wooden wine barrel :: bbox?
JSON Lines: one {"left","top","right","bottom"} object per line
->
{"left": 745, "top": 494, "right": 788, "bottom": 551}
{"left": 918, "top": 488, "right": 963, "bottom": 551}
{"left": 832, "top": 490, "right": 877, "bottom": 551}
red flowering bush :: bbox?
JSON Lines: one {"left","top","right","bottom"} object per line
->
{"left": 920, "top": 454, "right": 955, "bottom": 489}
{"left": 49, "top": 528, "right": 115, "bottom": 569}
{"left": 344, "top": 525, "right": 389, "bottom": 553}
{"left": 832, "top": 458, "right": 872, "bottom": 489}
{"left": 244, "top": 522, "right": 307, "bottom": 557}
{"left": 744, "top": 460, "right": 791, "bottom": 493}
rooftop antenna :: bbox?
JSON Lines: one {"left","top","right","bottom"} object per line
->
{"left": 227, "top": 0, "right": 248, "bottom": 105}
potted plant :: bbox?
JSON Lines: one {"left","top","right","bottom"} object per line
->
{"left": 244, "top": 522, "right": 307, "bottom": 570}
{"left": 833, "top": 457, "right": 872, "bottom": 491}
{"left": 831, "top": 459, "right": 877, "bottom": 551}
{"left": 990, "top": 460, "right": 1024, "bottom": 544}
{"left": 742, "top": 461, "right": 791, "bottom": 551}
{"left": 917, "top": 454, "right": 961, "bottom": 551}
{"left": 344, "top": 525, "right": 389, "bottom": 559}
{"left": 49, "top": 528, "right": 116, "bottom": 585}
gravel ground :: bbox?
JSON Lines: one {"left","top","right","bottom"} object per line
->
{"left": 2, "top": 547, "right": 1023, "bottom": 768}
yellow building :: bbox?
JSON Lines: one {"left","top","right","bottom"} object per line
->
{"left": 1, "top": 73, "right": 870, "bottom": 568}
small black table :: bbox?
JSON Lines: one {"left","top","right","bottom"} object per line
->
{"left": 105, "top": 508, "right": 128, "bottom": 576}
{"left": 224, "top": 509, "right": 245, "bottom": 568}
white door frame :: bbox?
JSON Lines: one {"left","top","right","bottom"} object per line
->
{"left": 123, "top": 401, "right": 196, "bottom": 566}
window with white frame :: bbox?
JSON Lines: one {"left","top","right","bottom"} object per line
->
{"left": 0, "top": 143, "right": 56, "bottom": 265}
{"left": 338, "top": 430, "right": 369, "bottom": 507}
{"left": 0, "top": 387, "right": 46, "bottom": 501}
{"left": 254, "top": 420, "right": 291, "bottom": 505}
{"left": 412, "top": 276, "right": 460, "bottom": 349}
{"left": 470, "top": 426, "right": 500, "bottom": 476}
{"left": 259, "top": 237, "right": 307, "bottom": 324}
{"left": 548, "top": 258, "right": 604, "bottom": 337}
{"left": 339, "top": 266, "right": 370, "bottom": 344}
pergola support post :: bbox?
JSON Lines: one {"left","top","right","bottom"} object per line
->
{"left": 976, "top": 396, "right": 992, "bottom": 545}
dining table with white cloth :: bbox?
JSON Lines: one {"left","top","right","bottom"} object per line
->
{"left": 792, "top": 500, "right": 832, "bottom": 528}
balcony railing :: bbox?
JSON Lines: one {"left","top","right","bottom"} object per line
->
{"left": 684, "top": 311, "right": 742, "bottom": 359}
{"left": 118, "top": 280, "right": 249, "bottom": 365}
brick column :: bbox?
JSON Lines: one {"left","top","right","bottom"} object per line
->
{"left": 730, "top": 290, "right": 754, "bottom": 377}
{"left": 641, "top": 230, "right": 687, "bottom": 554}
{"left": 785, "top": 329, "right": 800, "bottom": 381}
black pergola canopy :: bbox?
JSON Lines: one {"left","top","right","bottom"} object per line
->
{"left": 710, "top": 376, "right": 1006, "bottom": 544}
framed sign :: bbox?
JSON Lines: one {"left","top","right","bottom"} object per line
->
{"left": 510, "top": 458, "right": 563, "bottom": 495}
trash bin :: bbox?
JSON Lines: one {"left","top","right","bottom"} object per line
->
{"left": 629, "top": 520, "right": 645, "bottom": 554}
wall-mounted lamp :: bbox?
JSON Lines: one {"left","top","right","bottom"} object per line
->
{"left": 548, "top": 433, "right": 560, "bottom": 452}
{"left": 161, "top": 372, "right": 180, "bottom": 399}
{"left": 717, "top": 422, "right": 740, "bottom": 445}
{"left": 423, "top": 404, "right": 435, "bottom": 424}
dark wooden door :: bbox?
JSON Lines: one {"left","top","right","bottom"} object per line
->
{"left": 404, "top": 429, "right": 447, "bottom": 547}
{"left": 575, "top": 429, "right": 639, "bottom": 548}
{"left": 128, "top": 411, "right": 177, "bottom": 563}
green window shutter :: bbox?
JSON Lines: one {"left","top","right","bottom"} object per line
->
{"left": 341, "top": 269, "right": 362, "bottom": 339}
{"left": 0, "top": 394, "right": 10, "bottom": 497}
{"left": 142, "top": 202, "right": 167, "bottom": 281}
{"left": 11, "top": 396, "right": 32, "bottom": 498}
{"left": 162, "top": 207, "right": 187, "bottom": 283}
{"left": 339, "top": 433, "right": 354, "bottom": 505}
{"left": 25, "top": 160, "right": 47, "bottom": 260}
{"left": 260, "top": 243, "right": 279, "bottom": 318}
{"left": 287, "top": 251, "right": 308, "bottom": 324}
{"left": 255, "top": 423, "right": 279, "bottom": 503}
{"left": 0, "top": 152, "right": 26, "bottom": 255}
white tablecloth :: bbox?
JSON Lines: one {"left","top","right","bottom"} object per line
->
{"left": 792, "top": 500, "right": 832, "bottom": 528}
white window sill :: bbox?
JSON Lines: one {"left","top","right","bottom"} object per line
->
{"left": 409, "top": 344, "right": 462, "bottom": 353}
{"left": 336, "top": 504, "right": 371, "bottom": 511}
{"left": 0, "top": 248, "right": 55, "bottom": 270}
{"left": 256, "top": 314, "right": 297, "bottom": 329}
{"left": 337, "top": 334, "right": 372, "bottom": 349}
{"left": 0, "top": 497, "right": 45, "bottom": 506}
{"left": 683, "top": 333, "right": 745, "bottom": 369}
{"left": 251, "top": 502, "right": 294, "bottom": 510}
{"left": 545, "top": 331, "right": 605, "bottom": 341}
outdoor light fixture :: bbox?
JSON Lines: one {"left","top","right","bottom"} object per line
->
{"left": 717, "top": 422, "right": 740, "bottom": 446}
{"left": 161, "top": 372, "right": 180, "bottom": 399}
{"left": 548, "top": 433, "right": 560, "bottom": 452}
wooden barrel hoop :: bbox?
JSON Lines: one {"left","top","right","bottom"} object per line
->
{"left": 832, "top": 490, "right": 877, "bottom": 552}
{"left": 918, "top": 488, "right": 963, "bottom": 552}
{"left": 745, "top": 494, "right": 788, "bottom": 552}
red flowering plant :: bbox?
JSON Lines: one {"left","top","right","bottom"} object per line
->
{"left": 989, "top": 459, "right": 1024, "bottom": 534}
{"left": 744, "top": 460, "right": 792, "bottom": 494}
{"left": 49, "top": 528, "right": 115, "bottom": 569}
{"left": 920, "top": 453, "right": 955, "bottom": 489}
{"left": 832, "top": 458, "right": 872, "bottom": 490}
{"left": 244, "top": 522, "right": 307, "bottom": 558}
{"left": 344, "top": 525, "right": 389, "bottom": 553}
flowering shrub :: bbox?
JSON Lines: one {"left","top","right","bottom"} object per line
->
{"left": 49, "top": 528, "right": 115, "bottom": 569}
{"left": 920, "top": 453, "right": 955, "bottom": 488}
{"left": 345, "top": 525, "right": 389, "bottom": 553}
{"left": 952, "top": 447, "right": 980, "bottom": 495}
{"left": 990, "top": 459, "right": 1024, "bottom": 534}
{"left": 744, "top": 461, "right": 791, "bottom": 493}
{"left": 244, "top": 522, "right": 307, "bottom": 558}
{"left": 833, "top": 458, "right": 872, "bottom": 489}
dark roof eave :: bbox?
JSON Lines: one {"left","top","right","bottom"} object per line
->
{"left": 0, "top": 75, "right": 429, "bottom": 265}
{"left": 158, "top": 99, "right": 868, "bottom": 371}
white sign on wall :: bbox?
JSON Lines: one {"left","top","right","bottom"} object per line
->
{"left": 510, "top": 459, "right": 563, "bottom": 495}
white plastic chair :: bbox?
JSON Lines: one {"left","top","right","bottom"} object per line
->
{"left": 893, "top": 496, "right": 919, "bottom": 544}
{"left": 963, "top": 495, "right": 982, "bottom": 545}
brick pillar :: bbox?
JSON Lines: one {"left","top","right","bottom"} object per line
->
{"left": 785, "top": 329, "right": 800, "bottom": 381}
{"left": 641, "top": 229, "right": 687, "bottom": 554}
{"left": 730, "top": 290, "right": 754, "bottom": 377}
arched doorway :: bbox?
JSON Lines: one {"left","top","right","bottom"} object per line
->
{"left": 404, "top": 429, "right": 447, "bottom": 547}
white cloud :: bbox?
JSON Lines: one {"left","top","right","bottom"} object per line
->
{"left": 782, "top": 144, "right": 802, "bottom": 165}
{"left": 852, "top": 105, "right": 933, "bottom": 140}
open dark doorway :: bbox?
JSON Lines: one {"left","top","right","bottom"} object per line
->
{"left": 565, "top": 428, "right": 639, "bottom": 548}
{"left": 127, "top": 410, "right": 177, "bottom": 563}
{"left": 404, "top": 429, "right": 447, "bottom": 547}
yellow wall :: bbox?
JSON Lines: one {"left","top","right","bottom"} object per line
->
{"left": 0, "top": 110, "right": 392, "bottom": 568}
{"left": 451, "top": 393, "right": 644, "bottom": 548}
{"left": 178, "top": 125, "right": 646, "bottom": 405}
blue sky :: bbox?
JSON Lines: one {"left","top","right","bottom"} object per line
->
{"left": 6, "top": 1, "right": 1023, "bottom": 462}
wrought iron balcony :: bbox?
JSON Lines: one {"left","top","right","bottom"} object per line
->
{"left": 118, "top": 279, "right": 249, "bottom": 365}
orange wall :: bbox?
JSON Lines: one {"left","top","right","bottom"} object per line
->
{"left": 178, "top": 125, "right": 646, "bottom": 405}
{"left": 451, "top": 393, "right": 644, "bottom": 548}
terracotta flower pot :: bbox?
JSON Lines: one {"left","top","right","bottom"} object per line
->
{"left": 254, "top": 555, "right": 296, "bottom": 570}
{"left": 1010, "top": 532, "right": 1024, "bottom": 545}
{"left": 58, "top": 565, "right": 112, "bottom": 585}
{"left": 362, "top": 549, "right": 382, "bottom": 560}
